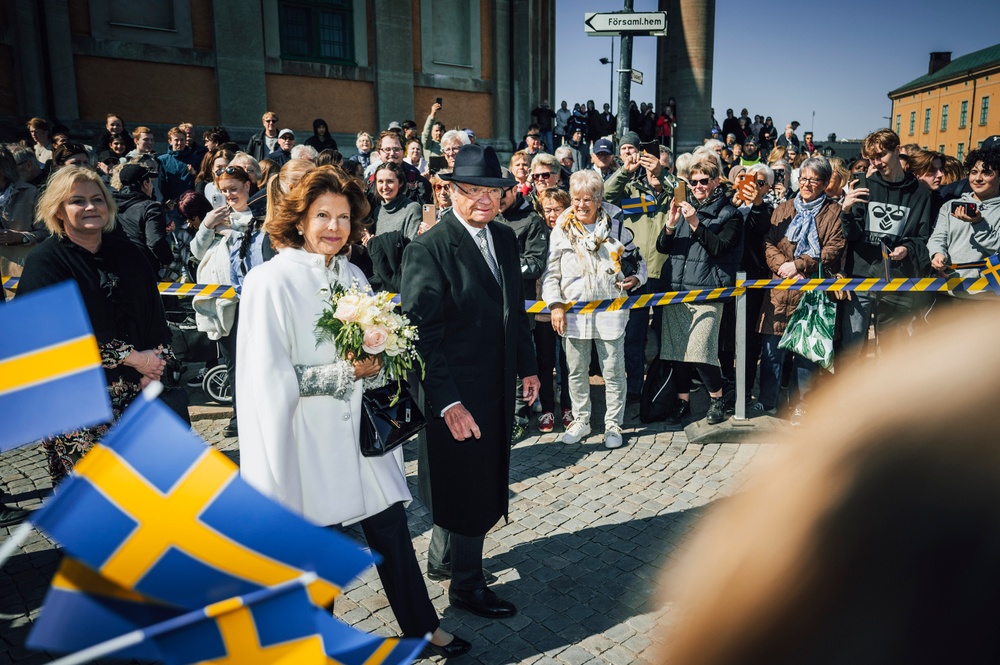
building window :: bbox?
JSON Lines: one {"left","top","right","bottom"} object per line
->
{"left": 279, "top": 0, "right": 354, "bottom": 64}
{"left": 909, "top": 112, "right": 916, "bottom": 135}
{"left": 960, "top": 100, "right": 968, "bottom": 128}
{"left": 940, "top": 104, "right": 948, "bottom": 131}
{"left": 895, "top": 114, "right": 901, "bottom": 134}
{"left": 939, "top": 145, "right": 945, "bottom": 153}
{"left": 981, "top": 96, "right": 990, "bottom": 125}
{"left": 957, "top": 143, "right": 965, "bottom": 162}
{"left": 88, "top": 0, "right": 193, "bottom": 47}
{"left": 923, "top": 108, "right": 932, "bottom": 133}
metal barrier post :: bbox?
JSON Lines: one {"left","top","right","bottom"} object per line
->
{"left": 734, "top": 272, "right": 747, "bottom": 421}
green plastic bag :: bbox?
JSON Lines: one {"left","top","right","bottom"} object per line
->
{"left": 777, "top": 264, "right": 836, "bottom": 370}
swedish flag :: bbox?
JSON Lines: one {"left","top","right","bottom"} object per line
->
{"left": 0, "top": 281, "right": 111, "bottom": 452}
{"left": 33, "top": 572, "right": 426, "bottom": 665}
{"left": 30, "top": 396, "right": 376, "bottom": 610}
{"left": 982, "top": 254, "right": 1000, "bottom": 295}
{"left": 620, "top": 194, "right": 658, "bottom": 215}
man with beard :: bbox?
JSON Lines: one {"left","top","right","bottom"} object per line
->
{"left": 740, "top": 137, "right": 763, "bottom": 168}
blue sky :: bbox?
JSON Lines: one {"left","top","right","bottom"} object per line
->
{"left": 556, "top": 0, "right": 999, "bottom": 140}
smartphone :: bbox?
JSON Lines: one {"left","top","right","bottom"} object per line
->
{"left": 851, "top": 171, "right": 867, "bottom": 189}
{"left": 951, "top": 201, "right": 979, "bottom": 217}
{"left": 735, "top": 172, "right": 754, "bottom": 203}
{"left": 435, "top": 97, "right": 443, "bottom": 107}
{"left": 673, "top": 180, "right": 687, "bottom": 205}
{"left": 422, "top": 204, "right": 437, "bottom": 226}
{"left": 772, "top": 169, "right": 785, "bottom": 184}
{"left": 428, "top": 155, "right": 448, "bottom": 172}
{"left": 640, "top": 141, "right": 659, "bottom": 155}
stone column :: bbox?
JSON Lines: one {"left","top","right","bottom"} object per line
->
{"left": 510, "top": 0, "right": 531, "bottom": 141}
{"left": 42, "top": 0, "right": 79, "bottom": 120}
{"left": 213, "top": 0, "right": 267, "bottom": 127}
{"left": 657, "top": 0, "right": 714, "bottom": 153}
{"left": 492, "top": 0, "right": 513, "bottom": 151}
{"left": 372, "top": 0, "right": 414, "bottom": 131}
{"left": 10, "top": 0, "right": 48, "bottom": 117}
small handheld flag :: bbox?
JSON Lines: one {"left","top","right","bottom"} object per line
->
{"left": 0, "top": 281, "right": 111, "bottom": 452}
{"left": 29, "top": 395, "right": 376, "bottom": 610}
{"left": 981, "top": 254, "right": 1000, "bottom": 295}
{"left": 620, "top": 194, "right": 658, "bottom": 215}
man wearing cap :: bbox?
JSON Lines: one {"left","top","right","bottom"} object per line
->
{"left": 401, "top": 144, "right": 540, "bottom": 619}
{"left": 740, "top": 137, "right": 762, "bottom": 168}
{"left": 246, "top": 111, "right": 280, "bottom": 161}
{"left": 114, "top": 163, "right": 172, "bottom": 269}
{"left": 591, "top": 138, "right": 618, "bottom": 180}
{"left": 266, "top": 128, "right": 295, "bottom": 167}
{"left": 522, "top": 125, "right": 544, "bottom": 157}
{"left": 604, "top": 131, "right": 676, "bottom": 402}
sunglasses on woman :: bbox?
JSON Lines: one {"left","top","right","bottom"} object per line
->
{"left": 532, "top": 172, "right": 556, "bottom": 180}
{"left": 690, "top": 177, "right": 711, "bottom": 186}
{"left": 215, "top": 165, "right": 245, "bottom": 177}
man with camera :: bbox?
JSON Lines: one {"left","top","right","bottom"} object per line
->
{"left": 840, "top": 128, "right": 931, "bottom": 353}
{"left": 604, "top": 131, "right": 676, "bottom": 402}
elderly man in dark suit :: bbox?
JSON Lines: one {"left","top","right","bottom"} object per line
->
{"left": 402, "top": 144, "right": 540, "bottom": 619}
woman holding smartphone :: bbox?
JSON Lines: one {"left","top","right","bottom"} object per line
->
{"left": 928, "top": 145, "right": 1000, "bottom": 291}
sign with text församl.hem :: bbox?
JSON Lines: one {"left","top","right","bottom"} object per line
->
{"left": 631, "top": 69, "right": 643, "bottom": 85}
{"left": 584, "top": 12, "right": 667, "bottom": 37}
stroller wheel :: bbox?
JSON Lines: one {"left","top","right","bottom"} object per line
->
{"left": 203, "top": 364, "right": 232, "bottom": 404}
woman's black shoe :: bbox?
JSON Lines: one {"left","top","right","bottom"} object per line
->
{"left": 421, "top": 634, "right": 471, "bottom": 659}
{"left": 666, "top": 399, "right": 691, "bottom": 424}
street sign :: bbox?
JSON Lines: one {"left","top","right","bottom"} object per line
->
{"left": 630, "top": 69, "right": 643, "bottom": 85}
{"left": 584, "top": 12, "right": 667, "bottom": 37}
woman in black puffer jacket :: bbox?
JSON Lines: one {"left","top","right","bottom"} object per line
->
{"left": 656, "top": 156, "right": 742, "bottom": 426}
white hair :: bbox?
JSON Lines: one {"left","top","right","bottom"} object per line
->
{"left": 675, "top": 152, "right": 695, "bottom": 180}
{"left": 554, "top": 146, "right": 573, "bottom": 162}
{"left": 703, "top": 138, "right": 725, "bottom": 152}
{"left": 693, "top": 146, "right": 723, "bottom": 174}
{"left": 746, "top": 162, "right": 774, "bottom": 186}
{"left": 290, "top": 144, "right": 318, "bottom": 162}
{"left": 441, "top": 130, "right": 470, "bottom": 149}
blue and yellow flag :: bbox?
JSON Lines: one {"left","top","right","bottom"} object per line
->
{"left": 620, "top": 194, "right": 658, "bottom": 215}
{"left": 33, "top": 572, "right": 426, "bottom": 665}
{"left": 982, "top": 254, "right": 1000, "bottom": 295}
{"left": 28, "top": 557, "right": 184, "bottom": 661}
{"left": 30, "top": 396, "right": 376, "bottom": 610}
{"left": 0, "top": 281, "right": 111, "bottom": 451}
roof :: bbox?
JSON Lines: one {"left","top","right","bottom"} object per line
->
{"left": 889, "top": 43, "right": 1000, "bottom": 97}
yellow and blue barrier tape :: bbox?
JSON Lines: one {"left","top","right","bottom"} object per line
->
{"left": 4, "top": 275, "right": 993, "bottom": 314}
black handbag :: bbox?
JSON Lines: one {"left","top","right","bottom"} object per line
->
{"left": 639, "top": 358, "right": 677, "bottom": 423}
{"left": 359, "top": 380, "right": 426, "bottom": 457}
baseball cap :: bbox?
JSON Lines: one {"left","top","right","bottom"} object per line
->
{"left": 278, "top": 128, "right": 295, "bottom": 139}
{"left": 119, "top": 164, "right": 153, "bottom": 188}
{"left": 387, "top": 121, "right": 402, "bottom": 131}
{"left": 463, "top": 128, "right": 476, "bottom": 141}
{"left": 593, "top": 138, "right": 614, "bottom": 155}
{"left": 981, "top": 135, "right": 1000, "bottom": 150}
{"left": 710, "top": 128, "right": 720, "bottom": 135}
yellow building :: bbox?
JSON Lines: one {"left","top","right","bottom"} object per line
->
{"left": 889, "top": 44, "right": 1000, "bottom": 162}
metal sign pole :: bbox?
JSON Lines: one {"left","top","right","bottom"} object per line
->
{"left": 734, "top": 272, "right": 747, "bottom": 421}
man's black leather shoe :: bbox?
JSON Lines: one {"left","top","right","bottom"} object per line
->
{"left": 0, "top": 504, "right": 28, "bottom": 528}
{"left": 426, "top": 567, "right": 497, "bottom": 583}
{"left": 421, "top": 634, "right": 471, "bottom": 659}
{"left": 448, "top": 587, "right": 516, "bottom": 619}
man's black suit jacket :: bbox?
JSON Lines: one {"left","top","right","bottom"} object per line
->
{"left": 401, "top": 210, "right": 537, "bottom": 536}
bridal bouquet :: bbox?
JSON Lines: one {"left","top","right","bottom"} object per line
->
{"left": 315, "top": 282, "right": 424, "bottom": 404}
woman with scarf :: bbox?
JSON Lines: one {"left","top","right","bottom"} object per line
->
{"left": 756, "top": 156, "right": 845, "bottom": 423}
{"left": 656, "top": 157, "right": 742, "bottom": 426}
{"left": 542, "top": 169, "right": 646, "bottom": 450}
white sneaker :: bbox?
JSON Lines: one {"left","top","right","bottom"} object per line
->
{"left": 604, "top": 425, "right": 624, "bottom": 449}
{"left": 562, "top": 421, "right": 591, "bottom": 444}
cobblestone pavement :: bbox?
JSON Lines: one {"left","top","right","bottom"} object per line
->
{"left": 0, "top": 383, "right": 779, "bottom": 664}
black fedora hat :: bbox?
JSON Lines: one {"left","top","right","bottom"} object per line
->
{"left": 438, "top": 144, "right": 517, "bottom": 188}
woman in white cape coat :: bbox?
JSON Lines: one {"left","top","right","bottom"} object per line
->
{"left": 235, "top": 166, "right": 469, "bottom": 658}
